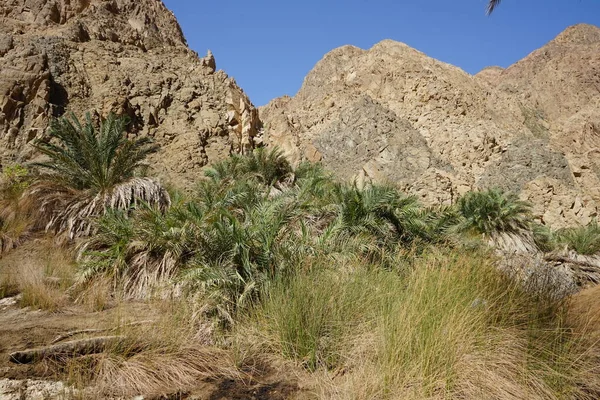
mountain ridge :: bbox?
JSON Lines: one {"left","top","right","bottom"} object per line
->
{"left": 0, "top": 0, "right": 598, "bottom": 227}
{"left": 0, "top": 0, "right": 261, "bottom": 188}
{"left": 260, "top": 23, "right": 600, "bottom": 227}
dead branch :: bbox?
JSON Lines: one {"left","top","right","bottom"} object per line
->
{"left": 544, "top": 255, "right": 600, "bottom": 271}
{"left": 9, "top": 335, "right": 126, "bottom": 364}
{"left": 50, "top": 320, "right": 155, "bottom": 344}
{"left": 50, "top": 328, "right": 105, "bottom": 344}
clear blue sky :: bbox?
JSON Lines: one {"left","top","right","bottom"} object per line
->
{"left": 162, "top": 0, "right": 600, "bottom": 106}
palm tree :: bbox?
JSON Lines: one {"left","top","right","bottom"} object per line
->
{"left": 486, "top": 0, "right": 502, "bottom": 15}
{"left": 456, "top": 189, "right": 537, "bottom": 253}
{"left": 204, "top": 147, "right": 293, "bottom": 187}
{"left": 556, "top": 221, "right": 600, "bottom": 255}
{"left": 27, "top": 112, "right": 170, "bottom": 239}
{"left": 330, "top": 183, "right": 423, "bottom": 244}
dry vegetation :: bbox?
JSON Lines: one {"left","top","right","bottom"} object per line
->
{"left": 238, "top": 251, "right": 600, "bottom": 399}
{"left": 2, "top": 114, "right": 600, "bottom": 399}
{"left": 0, "top": 239, "right": 75, "bottom": 310}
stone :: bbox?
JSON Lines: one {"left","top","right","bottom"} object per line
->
{"left": 200, "top": 49, "right": 216, "bottom": 73}
{"left": 0, "top": 379, "right": 73, "bottom": 400}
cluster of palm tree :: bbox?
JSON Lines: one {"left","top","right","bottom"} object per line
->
{"left": 11, "top": 111, "right": 600, "bottom": 322}
{"left": 69, "top": 149, "right": 542, "bottom": 320}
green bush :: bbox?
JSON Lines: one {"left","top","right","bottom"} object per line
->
{"left": 456, "top": 188, "right": 533, "bottom": 236}
{"left": 556, "top": 221, "right": 600, "bottom": 255}
{"left": 1, "top": 164, "right": 31, "bottom": 202}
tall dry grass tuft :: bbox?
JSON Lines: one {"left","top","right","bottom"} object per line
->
{"left": 62, "top": 299, "right": 240, "bottom": 399}
{"left": 240, "top": 250, "right": 600, "bottom": 400}
{"left": 0, "top": 164, "right": 34, "bottom": 254}
{"left": 0, "top": 239, "right": 75, "bottom": 310}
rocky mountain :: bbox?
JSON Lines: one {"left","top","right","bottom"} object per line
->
{"left": 261, "top": 24, "right": 600, "bottom": 227}
{"left": 1, "top": 1, "right": 598, "bottom": 228}
{"left": 0, "top": 0, "right": 260, "bottom": 187}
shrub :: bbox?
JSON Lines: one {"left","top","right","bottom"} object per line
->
{"left": 457, "top": 188, "right": 532, "bottom": 236}
{"left": 1, "top": 164, "right": 31, "bottom": 202}
{"left": 556, "top": 221, "right": 600, "bottom": 255}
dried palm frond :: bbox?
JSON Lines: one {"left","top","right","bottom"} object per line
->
{"left": 26, "top": 178, "right": 170, "bottom": 239}
{"left": 489, "top": 230, "right": 539, "bottom": 255}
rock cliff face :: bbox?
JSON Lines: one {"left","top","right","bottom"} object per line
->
{"left": 2, "top": 1, "right": 599, "bottom": 228}
{"left": 0, "top": 0, "right": 260, "bottom": 187}
{"left": 261, "top": 24, "right": 600, "bottom": 227}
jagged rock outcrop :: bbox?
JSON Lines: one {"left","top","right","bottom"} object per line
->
{"left": 313, "top": 97, "right": 444, "bottom": 187}
{"left": 0, "top": 0, "right": 260, "bottom": 187}
{"left": 261, "top": 24, "right": 600, "bottom": 228}
{"left": 2, "top": 1, "right": 599, "bottom": 227}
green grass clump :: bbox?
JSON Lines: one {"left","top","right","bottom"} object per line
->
{"left": 242, "top": 251, "right": 591, "bottom": 399}
{"left": 556, "top": 221, "right": 600, "bottom": 255}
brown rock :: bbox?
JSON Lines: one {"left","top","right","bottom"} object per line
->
{"left": 0, "top": 0, "right": 260, "bottom": 188}
{"left": 260, "top": 23, "right": 600, "bottom": 227}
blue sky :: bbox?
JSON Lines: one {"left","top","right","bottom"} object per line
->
{"left": 162, "top": 1, "right": 600, "bottom": 106}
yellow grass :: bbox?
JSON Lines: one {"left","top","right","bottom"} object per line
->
{"left": 62, "top": 299, "right": 240, "bottom": 399}
{"left": 0, "top": 239, "right": 75, "bottom": 310}
{"left": 239, "top": 250, "right": 600, "bottom": 399}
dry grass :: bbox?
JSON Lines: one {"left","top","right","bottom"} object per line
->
{"left": 0, "top": 239, "right": 75, "bottom": 310}
{"left": 0, "top": 208, "right": 33, "bottom": 254}
{"left": 0, "top": 164, "right": 34, "bottom": 254}
{"left": 239, "top": 251, "right": 600, "bottom": 400}
{"left": 61, "top": 299, "right": 240, "bottom": 399}
{"left": 72, "top": 276, "right": 114, "bottom": 312}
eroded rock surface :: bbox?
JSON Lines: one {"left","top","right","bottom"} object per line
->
{"left": 0, "top": 0, "right": 260, "bottom": 187}
{"left": 261, "top": 24, "right": 600, "bottom": 227}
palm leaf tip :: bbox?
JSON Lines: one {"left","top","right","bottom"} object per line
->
{"left": 486, "top": 0, "right": 502, "bottom": 15}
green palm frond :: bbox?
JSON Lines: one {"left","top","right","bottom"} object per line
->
{"left": 330, "top": 182, "right": 424, "bottom": 245}
{"left": 457, "top": 189, "right": 532, "bottom": 236}
{"left": 204, "top": 147, "right": 292, "bottom": 187}
{"left": 556, "top": 221, "right": 600, "bottom": 255}
{"left": 32, "top": 113, "right": 158, "bottom": 192}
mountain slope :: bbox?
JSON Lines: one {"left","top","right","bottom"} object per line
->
{"left": 260, "top": 24, "right": 600, "bottom": 227}
{"left": 0, "top": 0, "right": 260, "bottom": 187}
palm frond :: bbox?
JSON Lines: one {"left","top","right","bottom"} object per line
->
{"left": 486, "top": 0, "right": 502, "bottom": 15}
{"left": 457, "top": 189, "right": 532, "bottom": 236}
